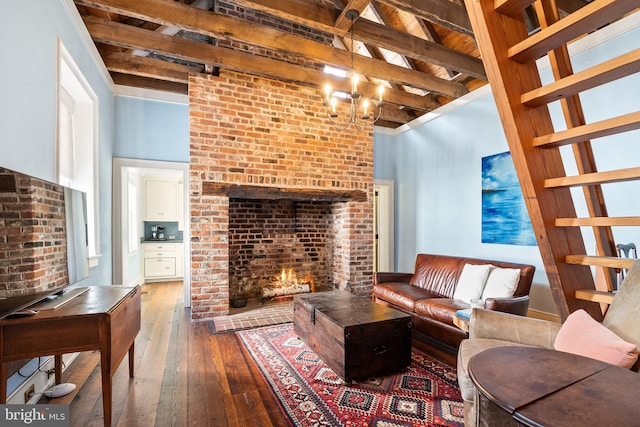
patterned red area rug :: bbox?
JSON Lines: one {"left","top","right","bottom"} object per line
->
{"left": 237, "top": 323, "right": 464, "bottom": 427}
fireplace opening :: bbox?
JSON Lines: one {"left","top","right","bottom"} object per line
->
{"left": 228, "top": 198, "right": 333, "bottom": 308}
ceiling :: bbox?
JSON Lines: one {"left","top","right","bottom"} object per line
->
{"left": 72, "top": 0, "right": 592, "bottom": 128}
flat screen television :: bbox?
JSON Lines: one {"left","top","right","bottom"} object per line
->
{"left": 0, "top": 166, "right": 90, "bottom": 318}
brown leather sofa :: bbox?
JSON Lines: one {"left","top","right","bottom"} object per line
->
{"left": 373, "top": 253, "right": 535, "bottom": 351}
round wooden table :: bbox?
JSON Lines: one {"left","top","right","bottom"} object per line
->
{"left": 468, "top": 346, "right": 640, "bottom": 426}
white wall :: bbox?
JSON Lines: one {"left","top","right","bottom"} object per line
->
{"left": 374, "top": 13, "right": 640, "bottom": 316}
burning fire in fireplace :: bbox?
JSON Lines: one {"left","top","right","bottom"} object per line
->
{"left": 278, "top": 267, "right": 298, "bottom": 286}
{"left": 261, "top": 267, "right": 314, "bottom": 303}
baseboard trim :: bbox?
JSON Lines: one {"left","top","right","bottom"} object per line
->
{"left": 7, "top": 353, "right": 79, "bottom": 404}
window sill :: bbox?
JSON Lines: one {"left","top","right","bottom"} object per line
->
{"left": 89, "top": 254, "right": 101, "bottom": 269}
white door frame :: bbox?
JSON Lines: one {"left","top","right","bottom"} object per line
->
{"left": 374, "top": 179, "right": 395, "bottom": 272}
{"left": 112, "top": 158, "right": 191, "bottom": 306}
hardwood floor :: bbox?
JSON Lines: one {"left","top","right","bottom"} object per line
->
{"left": 46, "top": 281, "right": 456, "bottom": 426}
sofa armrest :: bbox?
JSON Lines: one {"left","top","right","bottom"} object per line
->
{"left": 469, "top": 309, "right": 561, "bottom": 349}
{"left": 374, "top": 272, "right": 413, "bottom": 285}
{"left": 484, "top": 295, "right": 529, "bottom": 316}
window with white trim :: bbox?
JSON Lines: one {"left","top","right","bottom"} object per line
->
{"left": 57, "top": 40, "right": 100, "bottom": 267}
{"left": 58, "top": 88, "right": 75, "bottom": 186}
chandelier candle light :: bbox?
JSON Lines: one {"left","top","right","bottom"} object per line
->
{"left": 322, "top": 9, "right": 385, "bottom": 131}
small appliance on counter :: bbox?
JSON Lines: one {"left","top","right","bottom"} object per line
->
{"left": 144, "top": 221, "right": 182, "bottom": 242}
{"left": 150, "top": 225, "right": 166, "bottom": 240}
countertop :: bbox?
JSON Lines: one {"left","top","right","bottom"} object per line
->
{"left": 142, "top": 239, "right": 183, "bottom": 243}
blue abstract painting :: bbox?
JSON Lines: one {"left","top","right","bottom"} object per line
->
{"left": 481, "top": 152, "right": 537, "bottom": 246}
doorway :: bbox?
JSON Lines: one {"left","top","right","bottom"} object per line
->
{"left": 112, "top": 158, "right": 191, "bottom": 306}
{"left": 374, "top": 179, "right": 395, "bottom": 272}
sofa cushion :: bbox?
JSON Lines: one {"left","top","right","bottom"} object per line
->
{"left": 453, "top": 263, "right": 493, "bottom": 304}
{"left": 554, "top": 309, "right": 639, "bottom": 369}
{"left": 481, "top": 266, "right": 521, "bottom": 300}
{"left": 409, "top": 254, "right": 463, "bottom": 297}
{"left": 373, "top": 282, "right": 441, "bottom": 312}
{"left": 415, "top": 298, "right": 469, "bottom": 324}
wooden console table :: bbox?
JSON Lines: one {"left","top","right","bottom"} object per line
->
{"left": 469, "top": 346, "right": 640, "bottom": 426}
{"left": 0, "top": 285, "right": 141, "bottom": 427}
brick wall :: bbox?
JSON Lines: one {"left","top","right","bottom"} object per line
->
{"left": 0, "top": 170, "right": 68, "bottom": 297}
{"left": 216, "top": 1, "right": 332, "bottom": 69}
{"left": 189, "top": 70, "right": 374, "bottom": 319}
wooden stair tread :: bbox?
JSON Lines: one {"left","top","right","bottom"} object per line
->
{"left": 507, "top": 0, "right": 637, "bottom": 63}
{"left": 565, "top": 255, "right": 636, "bottom": 269}
{"left": 575, "top": 289, "right": 615, "bottom": 304}
{"left": 522, "top": 49, "right": 640, "bottom": 107}
{"left": 545, "top": 167, "right": 640, "bottom": 188}
{"left": 495, "top": 0, "right": 535, "bottom": 17}
{"left": 556, "top": 217, "right": 640, "bottom": 227}
{"left": 533, "top": 111, "right": 640, "bottom": 148}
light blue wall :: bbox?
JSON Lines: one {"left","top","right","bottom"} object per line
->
{"left": 1, "top": 0, "right": 116, "bottom": 397}
{"left": 113, "top": 96, "right": 189, "bottom": 283}
{"left": 0, "top": 1, "right": 115, "bottom": 287}
{"left": 114, "top": 96, "right": 189, "bottom": 162}
{"left": 374, "top": 15, "right": 639, "bottom": 315}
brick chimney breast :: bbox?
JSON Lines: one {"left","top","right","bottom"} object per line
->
{"left": 189, "top": 71, "right": 374, "bottom": 320}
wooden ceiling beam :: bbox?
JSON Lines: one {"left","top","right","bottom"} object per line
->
{"left": 103, "top": 51, "right": 202, "bottom": 83}
{"left": 378, "top": 105, "right": 419, "bottom": 124}
{"left": 83, "top": 16, "right": 439, "bottom": 111}
{"left": 111, "top": 72, "right": 188, "bottom": 93}
{"left": 417, "top": 19, "right": 458, "bottom": 78}
{"left": 232, "top": 0, "right": 338, "bottom": 31}
{"left": 352, "top": 15, "right": 485, "bottom": 79}
{"left": 76, "top": 0, "right": 469, "bottom": 97}
{"left": 376, "top": 0, "right": 474, "bottom": 36}
{"left": 335, "top": 1, "right": 371, "bottom": 30}
{"left": 227, "top": 0, "right": 484, "bottom": 78}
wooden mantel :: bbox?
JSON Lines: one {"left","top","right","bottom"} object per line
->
{"left": 202, "top": 182, "right": 368, "bottom": 202}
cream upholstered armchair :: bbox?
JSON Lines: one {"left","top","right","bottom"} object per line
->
{"left": 457, "top": 259, "right": 640, "bottom": 427}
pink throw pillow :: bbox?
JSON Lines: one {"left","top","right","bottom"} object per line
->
{"left": 554, "top": 309, "right": 638, "bottom": 369}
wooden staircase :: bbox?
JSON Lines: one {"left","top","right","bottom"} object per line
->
{"left": 464, "top": 0, "right": 639, "bottom": 321}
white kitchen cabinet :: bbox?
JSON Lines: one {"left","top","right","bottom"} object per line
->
{"left": 142, "top": 242, "right": 183, "bottom": 282}
{"left": 144, "top": 179, "right": 179, "bottom": 221}
{"left": 144, "top": 258, "right": 176, "bottom": 278}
